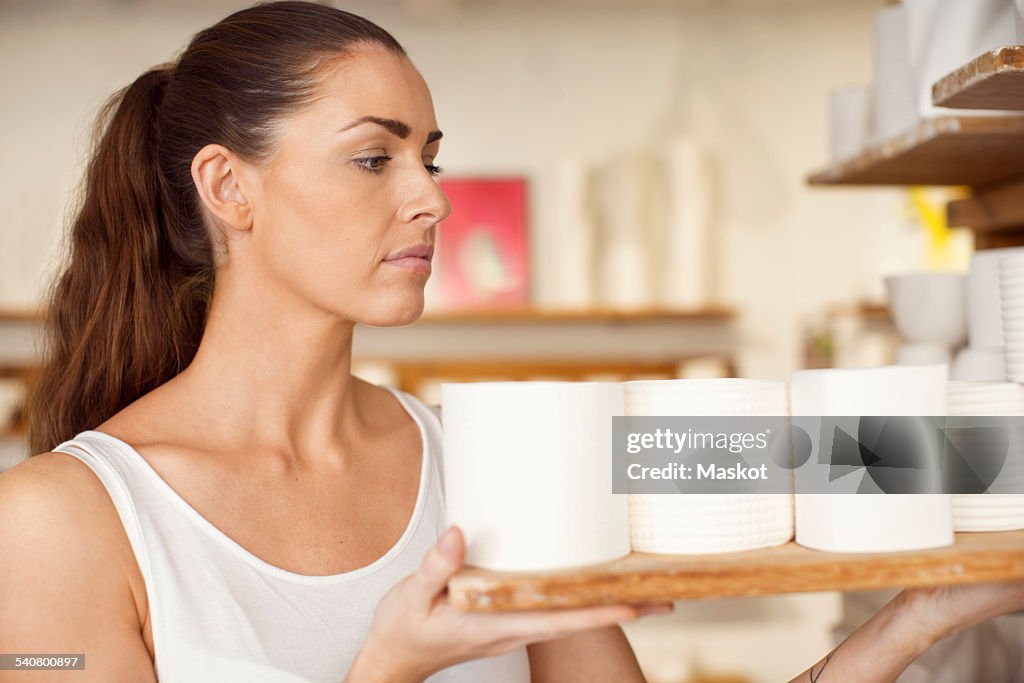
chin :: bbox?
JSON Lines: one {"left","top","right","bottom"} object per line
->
{"left": 362, "top": 293, "right": 426, "bottom": 327}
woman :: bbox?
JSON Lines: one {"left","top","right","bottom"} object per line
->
{"left": 0, "top": 2, "right": 1020, "bottom": 681}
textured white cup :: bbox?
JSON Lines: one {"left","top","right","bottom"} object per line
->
{"left": 623, "top": 378, "right": 793, "bottom": 555}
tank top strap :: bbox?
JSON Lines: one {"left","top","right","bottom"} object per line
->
{"left": 50, "top": 434, "right": 158, "bottom": 598}
{"left": 383, "top": 386, "right": 446, "bottom": 500}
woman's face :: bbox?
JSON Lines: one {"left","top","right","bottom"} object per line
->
{"left": 244, "top": 44, "right": 450, "bottom": 327}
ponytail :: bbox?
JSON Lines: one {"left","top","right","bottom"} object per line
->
{"left": 27, "top": 65, "right": 214, "bottom": 454}
{"left": 26, "top": 1, "right": 406, "bottom": 454}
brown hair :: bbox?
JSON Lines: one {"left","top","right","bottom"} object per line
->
{"left": 27, "top": 1, "right": 406, "bottom": 454}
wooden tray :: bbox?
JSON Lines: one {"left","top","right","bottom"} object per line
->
{"left": 448, "top": 531, "right": 1024, "bottom": 611}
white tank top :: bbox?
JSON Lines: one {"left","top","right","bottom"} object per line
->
{"left": 52, "top": 386, "right": 531, "bottom": 683}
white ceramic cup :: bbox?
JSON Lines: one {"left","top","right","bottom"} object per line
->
{"left": 885, "top": 272, "right": 967, "bottom": 346}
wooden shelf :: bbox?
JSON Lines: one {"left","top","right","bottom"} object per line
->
{"left": 0, "top": 426, "right": 26, "bottom": 440}
{"left": 825, "top": 301, "right": 891, "bottom": 321}
{"left": 0, "top": 306, "right": 734, "bottom": 325}
{"left": 418, "top": 306, "right": 735, "bottom": 324}
{"left": 0, "top": 307, "right": 44, "bottom": 322}
{"left": 448, "top": 531, "right": 1024, "bottom": 611}
{"left": 947, "top": 176, "right": 1024, "bottom": 232}
{"left": 807, "top": 116, "right": 1024, "bottom": 187}
{"left": 933, "top": 46, "right": 1024, "bottom": 111}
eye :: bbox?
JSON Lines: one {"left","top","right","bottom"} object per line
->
{"left": 354, "top": 155, "right": 391, "bottom": 175}
{"left": 425, "top": 163, "right": 444, "bottom": 178}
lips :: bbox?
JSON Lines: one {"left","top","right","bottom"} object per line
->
{"left": 383, "top": 243, "right": 434, "bottom": 275}
{"left": 384, "top": 244, "right": 434, "bottom": 261}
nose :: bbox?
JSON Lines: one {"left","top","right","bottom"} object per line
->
{"left": 401, "top": 169, "right": 451, "bottom": 226}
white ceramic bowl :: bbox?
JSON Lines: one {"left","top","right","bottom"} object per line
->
{"left": 1000, "top": 253, "right": 1024, "bottom": 269}
{"left": 897, "top": 342, "right": 952, "bottom": 365}
{"left": 885, "top": 272, "right": 967, "bottom": 345}
{"left": 949, "top": 347, "right": 1006, "bottom": 381}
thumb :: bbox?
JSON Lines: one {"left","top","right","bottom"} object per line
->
{"left": 413, "top": 525, "right": 465, "bottom": 599}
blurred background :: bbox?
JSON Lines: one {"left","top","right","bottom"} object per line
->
{"left": 2, "top": 0, "right": 1021, "bottom": 680}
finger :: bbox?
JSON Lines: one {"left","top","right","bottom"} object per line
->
{"left": 634, "top": 602, "right": 674, "bottom": 617}
{"left": 488, "top": 604, "right": 642, "bottom": 641}
{"left": 412, "top": 525, "right": 465, "bottom": 600}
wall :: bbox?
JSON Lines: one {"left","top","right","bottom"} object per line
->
{"left": 0, "top": 0, "right": 929, "bottom": 380}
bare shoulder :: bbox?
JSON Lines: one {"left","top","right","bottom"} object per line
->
{"left": 0, "top": 453, "right": 155, "bottom": 682}
{"left": 0, "top": 450, "right": 141, "bottom": 599}
{"left": 0, "top": 451, "right": 114, "bottom": 530}
{"left": 0, "top": 451, "right": 126, "bottom": 540}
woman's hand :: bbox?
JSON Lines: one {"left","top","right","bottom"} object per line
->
{"left": 345, "top": 526, "right": 672, "bottom": 683}
{"left": 899, "top": 579, "right": 1024, "bottom": 645}
{"left": 788, "top": 580, "right": 1024, "bottom": 683}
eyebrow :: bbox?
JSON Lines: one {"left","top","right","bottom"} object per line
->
{"left": 338, "top": 115, "right": 443, "bottom": 145}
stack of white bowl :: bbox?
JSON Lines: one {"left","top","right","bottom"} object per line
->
{"left": 885, "top": 272, "right": 966, "bottom": 367}
{"left": 1001, "top": 253, "right": 1024, "bottom": 383}
{"left": 954, "top": 248, "right": 1024, "bottom": 381}
{"left": 946, "top": 381, "right": 1024, "bottom": 531}
{"left": 623, "top": 379, "right": 793, "bottom": 555}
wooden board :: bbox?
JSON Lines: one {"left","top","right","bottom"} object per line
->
{"left": 0, "top": 308, "right": 44, "bottom": 322}
{"left": 1, "top": 306, "right": 735, "bottom": 325}
{"left": 419, "top": 306, "right": 735, "bottom": 324}
{"left": 975, "top": 228, "right": 1024, "bottom": 250}
{"left": 947, "top": 177, "right": 1024, "bottom": 232}
{"left": 448, "top": 531, "right": 1024, "bottom": 611}
{"left": 933, "top": 46, "right": 1024, "bottom": 110}
{"left": 807, "top": 116, "right": 1024, "bottom": 187}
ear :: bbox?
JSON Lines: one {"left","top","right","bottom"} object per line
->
{"left": 190, "top": 144, "right": 253, "bottom": 233}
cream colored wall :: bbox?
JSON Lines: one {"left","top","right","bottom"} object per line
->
{"left": 0, "top": 0, "right": 926, "bottom": 380}
{"left": 373, "top": 0, "right": 926, "bottom": 379}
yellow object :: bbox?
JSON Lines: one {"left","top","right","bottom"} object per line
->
{"left": 906, "top": 186, "right": 969, "bottom": 270}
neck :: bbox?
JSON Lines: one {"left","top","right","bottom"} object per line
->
{"left": 169, "top": 271, "right": 365, "bottom": 465}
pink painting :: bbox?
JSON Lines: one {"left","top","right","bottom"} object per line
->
{"left": 432, "top": 177, "right": 530, "bottom": 311}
